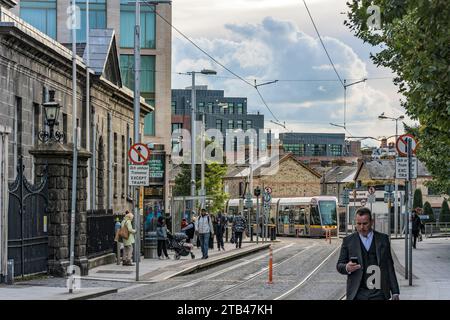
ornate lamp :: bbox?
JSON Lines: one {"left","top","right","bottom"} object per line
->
{"left": 38, "top": 90, "right": 64, "bottom": 143}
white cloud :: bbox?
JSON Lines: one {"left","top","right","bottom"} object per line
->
{"left": 172, "top": 16, "right": 410, "bottom": 146}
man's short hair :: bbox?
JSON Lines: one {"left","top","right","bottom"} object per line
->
{"left": 201, "top": 208, "right": 206, "bottom": 213}
{"left": 356, "top": 207, "right": 372, "bottom": 220}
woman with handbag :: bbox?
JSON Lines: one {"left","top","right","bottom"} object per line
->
{"left": 121, "top": 211, "right": 136, "bottom": 266}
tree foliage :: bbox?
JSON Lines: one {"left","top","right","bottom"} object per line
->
{"left": 440, "top": 200, "right": 450, "bottom": 223}
{"left": 345, "top": 0, "right": 450, "bottom": 193}
{"left": 423, "top": 201, "right": 434, "bottom": 222}
{"left": 413, "top": 188, "right": 423, "bottom": 209}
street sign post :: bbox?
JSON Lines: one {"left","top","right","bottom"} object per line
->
{"left": 368, "top": 186, "right": 375, "bottom": 195}
{"left": 128, "top": 165, "right": 150, "bottom": 186}
{"left": 361, "top": 198, "right": 367, "bottom": 207}
{"left": 128, "top": 143, "right": 150, "bottom": 165}
{"left": 396, "top": 157, "right": 417, "bottom": 179}
{"left": 396, "top": 134, "right": 417, "bottom": 157}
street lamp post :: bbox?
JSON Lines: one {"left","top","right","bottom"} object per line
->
{"left": 378, "top": 113, "right": 405, "bottom": 238}
{"left": 188, "top": 69, "right": 217, "bottom": 212}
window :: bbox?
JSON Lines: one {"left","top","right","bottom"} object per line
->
{"left": 198, "top": 102, "right": 205, "bottom": 114}
{"left": 318, "top": 201, "right": 337, "bottom": 226}
{"left": 144, "top": 99, "right": 155, "bottom": 136}
{"left": 310, "top": 205, "right": 321, "bottom": 225}
{"left": 20, "top": 0, "right": 56, "bottom": 39}
{"left": 246, "top": 120, "right": 252, "bottom": 129}
{"left": 171, "top": 101, "right": 176, "bottom": 114}
{"left": 283, "top": 143, "right": 305, "bottom": 156}
{"left": 75, "top": 0, "right": 106, "bottom": 42}
{"left": 237, "top": 103, "right": 243, "bottom": 114}
{"left": 330, "top": 144, "right": 343, "bottom": 156}
{"left": 216, "top": 119, "right": 222, "bottom": 131}
{"left": 228, "top": 120, "right": 234, "bottom": 129}
{"left": 120, "top": 0, "right": 155, "bottom": 48}
{"left": 228, "top": 103, "right": 234, "bottom": 114}
{"left": 114, "top": 133, "right": 118, "bottom": 197}
{"left": 236, "top": 120, "right": 243, "bottom": 129}
{"left": 171, "top": 123, "right": 182, "bottom": 133}
{"left": 122, "top": 135, "right": 125, "bottom": 197}
{"left": 311, "top": 144, "right": 327, "bottom": 156}
{"left": 120, "top": 55, "right": 155, "bottom": 94}
{"left": 207, "top": 102, "right": 213, "bottom": 114}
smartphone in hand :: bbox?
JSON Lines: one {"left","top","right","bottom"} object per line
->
{"left": 350, "top": 257, "right": 359, "bottom": 264}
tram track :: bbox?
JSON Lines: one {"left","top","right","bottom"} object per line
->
{"left": 135, "top": 243, "right": 298, "bottom": 300}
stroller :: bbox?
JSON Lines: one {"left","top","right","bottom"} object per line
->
{"left": 167, "top": 231, "right": 195, "bottom": 260}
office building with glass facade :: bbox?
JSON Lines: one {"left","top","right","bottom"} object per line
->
{"left": 279, "top": 133, "right": 346, "bottom": 157}
{"left": 11, "top": 0, "right": 172, "bottom": 212}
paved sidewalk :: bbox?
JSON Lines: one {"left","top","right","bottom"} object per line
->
{"left": 391, "top": 237, "right": 450, "bottom": 300}
{"left": 0, "top": 239, "right": 273, "bottom": 300}
{"left": 84, "top": 240, "right": 272, "bottom": 282}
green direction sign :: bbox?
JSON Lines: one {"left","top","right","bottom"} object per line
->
{"left": 148, "top": 158, "right": 164, "bottom": 179}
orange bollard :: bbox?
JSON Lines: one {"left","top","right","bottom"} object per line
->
{"left": 268, "top": 245, "right": 273, "bottom": 284}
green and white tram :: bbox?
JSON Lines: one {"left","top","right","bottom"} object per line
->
{"left": 225, "top": 196, "right": 338, "bottom": 237}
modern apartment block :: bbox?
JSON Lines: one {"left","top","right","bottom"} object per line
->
{"left": 12, "top": 0, "right": 172, "bottom": 213}
{"left": 171, "top": 86, "right": 265, "bottom": 159}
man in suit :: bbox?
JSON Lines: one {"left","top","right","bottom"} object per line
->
{"left": 337, "top": 207, "right": 400, "bottom": 300}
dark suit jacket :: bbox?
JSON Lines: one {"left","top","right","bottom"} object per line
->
{"left": 336, "top": 231, "right": 400, "bottom": 300}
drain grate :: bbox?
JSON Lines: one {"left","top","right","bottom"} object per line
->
{"left": 96, "top": 270, "right": 134, "bottom": 275}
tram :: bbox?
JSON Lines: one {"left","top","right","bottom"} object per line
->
{"left": 225, "top": 196, "right": 338, "bottom": 237}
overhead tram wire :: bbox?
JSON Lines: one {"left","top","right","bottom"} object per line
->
{"left": 141, "top": 0, "right": 285, "bottom": 129}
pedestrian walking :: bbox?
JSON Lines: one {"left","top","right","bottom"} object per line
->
{"left": 336, "top": 207, "right": 400, "bottom": 300}
{"left": 213, "top": 212, "right": 227, "bottom": 251}
{"left": 156, "top": 216, "right": 170, "bottom": 259}
{"left": 232, "top": 211, "right": 247, "bottom": 249}
{"left": 121, "top": 211, "right": 137, "bottom": 266}
{"left": 195, "top": 208, "right": 214, "bottom": 259}
{"left": 412, "top": 209, "right": 422, "bottom": 249}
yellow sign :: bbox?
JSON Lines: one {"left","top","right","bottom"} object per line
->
{"left": 139, "top": 186, "right": 144, "bottom": 209}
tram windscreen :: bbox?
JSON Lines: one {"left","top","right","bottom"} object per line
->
{"left": 318, "top": 201, "right": 337, "bottom": 226}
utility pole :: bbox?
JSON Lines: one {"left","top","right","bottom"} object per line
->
{"left": 200, "top": 112, "right": 205, "bottom": 209}
{"left": 68, "top": 0, "right": 79, "bottom": 294}
{"left": 407, "top": 138, "right": 413, "bottom": 285}
{"left": 133, "top": 0, "right": 141, "bottom": 281}
{"left": 190, "top": 72, "right": 196, "bottom": 213}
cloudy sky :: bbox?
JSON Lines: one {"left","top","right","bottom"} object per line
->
{"left": 171, "top": 0, "right": 416, "bottom": 147}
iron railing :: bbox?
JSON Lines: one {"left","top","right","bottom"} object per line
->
{"left": 424, "top": 222, "right": 450, "bottom": 238}
{"left": 86, "top": 210, "right": 114, "bottom": 258}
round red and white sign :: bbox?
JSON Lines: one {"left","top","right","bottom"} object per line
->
{"left": 128, "top": 143, "right": 150, "bottom": 165}
{"left": 396, "top": 134, "right": 417, "bottom": 157}
{"left": 361, "top": 199, "right": 367, "bottom": 206}
{"left": 368, "top": 186, "right": 376, "bottom": 195}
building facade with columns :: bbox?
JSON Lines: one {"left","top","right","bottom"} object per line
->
{"left": 0, "top": 2, "right": 152, "bottom": 276}
{"left": 10, "top": 0, "right": 172, "bottom": 215}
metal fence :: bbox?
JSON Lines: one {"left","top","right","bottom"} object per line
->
{"left": 424, "top": 222, "right": 450, "bottom": 238}
{"left": 86, "top": 210, "right": 115, "bottom": 258}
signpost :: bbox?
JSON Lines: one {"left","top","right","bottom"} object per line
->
{"left": 367, "top": 186, "right": 376, "bottom": 214}
{"left": 361, "top": 198, "right": 367, "bottom": 207}
{"left": 263, "top": 187, "right": 272, "bottom": 242}
{"left": 396, "top": 157, "right": 417, "bottom": 179}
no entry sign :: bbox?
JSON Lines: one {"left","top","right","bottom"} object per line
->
{"left": 396, "top": 134, "right": 417, "bottom": 157}
{"left": 128, "top": 143, "right": 150, "bottom": 165}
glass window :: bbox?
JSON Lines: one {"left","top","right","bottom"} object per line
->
{"left": 311, "top": 144, "right": 327, "bottom": 156}
{"left": 20, "top": 0, "right": 57, "bottom": 39}
{"left": 207, "top": 102, "right": 213, "bottom": 114}
{"left": 198, "top": 102, "right": 205, "bottom": 114}
{"left": 228, "top": 120, "right": 233, "bottom": 129}
{"left": 246, "top": 120, "right": 252, "bottom": 129}
{"left": 144, "top": 99, "right": 155, "bottom": 136}
{"left": 310, "top": 205, "right": 321, "bottom": 225}
{"left": 171, "top": 101, "right": 176, "bottom": 114}
{"left": 237, "top": 103, "right": 243, "bottom": 114}
{"left": 236, "top": 120, "right": 243, "bottom": 129}
{"left": 330, "top": 144, "right": 343, "bottom": 156}
{"left": 171, "top": 123, "right": 182, "bottom": 133}
{"left": 120, "top": 0, "right": 156, "bottom": 49}
{"left": 75, "top": 0, "right": 106, "bottom": 43}
{"left": 216, "top": 119, "right": 222, "bottom": 131}
{"left": 228, "top": 103, "right": 234, "bottom": 114}
{"left": 120, "top": 55, "right": 155, "bottom": 94}
{"left": 319, "top": 201, "right": 337, "bottom": 226}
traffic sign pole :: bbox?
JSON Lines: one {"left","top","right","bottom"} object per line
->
{"left": 408, "top": 138, "right": 413, "bottom": 286}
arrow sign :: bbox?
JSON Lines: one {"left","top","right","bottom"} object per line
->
{"left": 396, "top": 134, "right": 417, "bottom": 157}
{"left": 128, "top": 143, "right": 150, "bottom": 165}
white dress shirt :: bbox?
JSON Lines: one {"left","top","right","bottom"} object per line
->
{"left": 359, "top": 230, "right": 374, "bottom": 251}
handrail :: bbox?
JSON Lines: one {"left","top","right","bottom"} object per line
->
{"left": 424, "top": 222, "right": 450, "bottom": 238}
